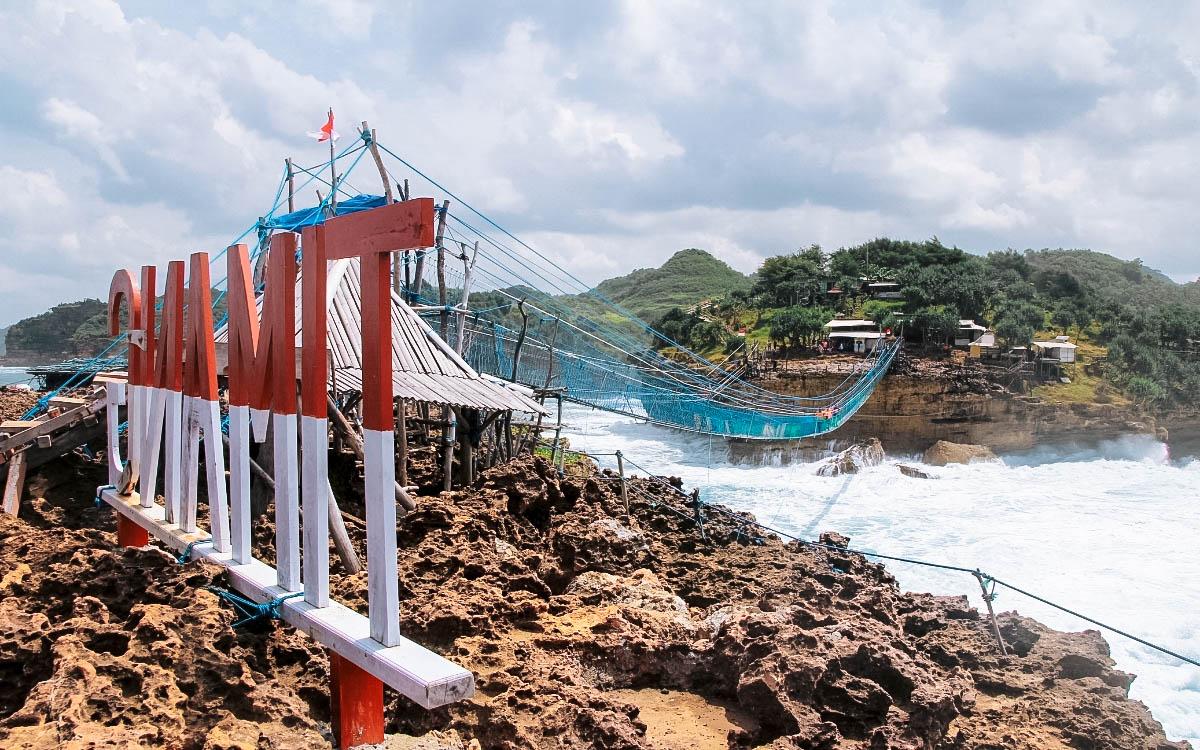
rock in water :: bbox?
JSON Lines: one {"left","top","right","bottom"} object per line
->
{"left": 922, "top": 440, "right": 997, "bottom": 466}
{"left": 816, "top": 438, "right": 884, "bottom": 476}
{"left": 898, "top": 464, "right": 932, "bottom": 479}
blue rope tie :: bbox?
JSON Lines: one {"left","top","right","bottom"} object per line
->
{"left": 94, "top": 484, "right": 115, "bottom": 508}
{"left": 178, "top": 539, "right": 214, "bottom": 564}
{"left": 205, "top": 587, "right": 304, "bottom": 628}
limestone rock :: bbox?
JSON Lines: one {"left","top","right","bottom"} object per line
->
{"left": 923, "top": 440, "right": 998, "bottom": 466}
{"left": 816, "top": 438, "right": 885, "bottom": 476}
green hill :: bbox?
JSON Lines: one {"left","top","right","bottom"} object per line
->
{"left": 586, "top": 248, "right": 752, "bottom": 324}
{"left": 1023, "top": 249, "right": 1198, "bottom": 309}
{"left": 3, "top": 299, "right": 108, "bottom": 363}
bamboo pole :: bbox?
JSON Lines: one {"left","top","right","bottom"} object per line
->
{"left": 456, "top": 241, "right": 479, "bottom": 354}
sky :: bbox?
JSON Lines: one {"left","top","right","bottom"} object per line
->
{"left": 1, "top": 0, "right": 1199, "bottom": 324}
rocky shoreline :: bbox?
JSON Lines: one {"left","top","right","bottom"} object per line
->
{"left": 744, "top": 353, "right": 1183, "bottom": 461}
{"left": 0, "top": 446, "right": 1188, "bottom": 749}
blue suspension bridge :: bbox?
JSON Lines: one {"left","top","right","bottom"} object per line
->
{"left": 27, "top": 131, "right": 899, "bottom": 440}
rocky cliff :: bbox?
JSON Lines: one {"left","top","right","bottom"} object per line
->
{"left": 751, "top": 355, "right": 1163, "bottom": 458}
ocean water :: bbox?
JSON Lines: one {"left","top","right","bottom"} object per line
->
{"left": 560, "top": 403, "right": 1200, "bottom": 745}
{"left": 0, "top": 366, "right": 33, "bottom": 387}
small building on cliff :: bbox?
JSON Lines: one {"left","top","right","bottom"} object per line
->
{"left": 824, "top": 318, "right": 883, "bottom": 355}
{"left": 1032, "top": 336, "right": 1078, "bottom": 364}
{"left": 955, "top": 320, "right": 988, "bottom": 347}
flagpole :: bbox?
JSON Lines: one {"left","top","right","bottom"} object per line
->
{"left": 328, "top": 107, "right": 337, "bottom": 213}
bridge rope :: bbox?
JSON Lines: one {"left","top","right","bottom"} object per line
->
{"left": 34, "top": 133, "right": 897, "bottom": 440}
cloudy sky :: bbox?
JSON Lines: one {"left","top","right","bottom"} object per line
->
{"left": 2, "top": 0, "right": 1198, "bottom": 323}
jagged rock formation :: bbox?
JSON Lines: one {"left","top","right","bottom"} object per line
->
{"left": 0, "top": 452, "right": 1188, "bottom": 749}
{"left": 815, "top": 438, "right": 885, "bottom": 476}
{"left": 756, "top": 356, "right": 1165, "bottom": 455}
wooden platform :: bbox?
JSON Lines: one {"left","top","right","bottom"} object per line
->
{"left": 1, "top": 384, "right": 111, "bottom": 516}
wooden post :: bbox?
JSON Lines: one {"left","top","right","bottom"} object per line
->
{"left": 116, "top": 513, "right": 149, "bottom": 547}
{"left": 510, "top": 299, "right": 529, "bottom": 382}
{"left": 442, "top": 406, "right": 456, "bottom": 492}
{"left": 285, "top": 158, "right": 295, "bottom": 213}
{"left": 324, "top": 197, "right": 436, "bottom": 648}
{"left": 412, "top": 199, "right": 446, "bottom": 305}
{"left": 615, "top": 449, "right": 629, "bottom": 515}
{"left": 330, "top": 650, "right": 384, "bottom": 749}
{"left": 456, "top": 241, "right": 479, "bottom": 354}
{"left": 551, "top": 394, "right": 564, "bottom": 465}
{"left": 328, "top": 108, "right": 337, "bottom": 213}
{"left": 974, "top": 571, "right": 1009, "bottom": 655}
{"left": 2, "top": 451, "right": 27, "bottom": 516}
{"left": 396, "top": 399, "right": 409, "bottom": 488}
{"left": 435, "top": 201, "right": 450, "bottom": 339}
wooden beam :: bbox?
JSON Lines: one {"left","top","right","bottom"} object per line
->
{"left": 2, "top": 451, "right": 26, "bottom": 516}
{"left": 96, "top": 486, "right": 473, "bottom": 708}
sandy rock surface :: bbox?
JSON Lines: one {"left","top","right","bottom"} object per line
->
{"left": 0, "top": 453, "right": 1188, "bottom": 749}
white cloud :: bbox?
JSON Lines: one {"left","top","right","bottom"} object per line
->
{"left": 0, "top": 0, "right": 1198, "bottom": 321}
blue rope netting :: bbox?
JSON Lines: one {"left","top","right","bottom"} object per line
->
{"left": 36, "top": 133, "right": 898, "bottom": 440}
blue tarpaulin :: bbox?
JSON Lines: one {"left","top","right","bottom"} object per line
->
{"left": 263, "top": 194, "right": 386, "bottom": 232}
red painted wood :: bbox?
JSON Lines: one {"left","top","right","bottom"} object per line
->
{"left": 322, "top": 198, "right": 436, "bottom": 431}
{"left": 116, "top": 515, "right": 149, "bottom": 547}
{"left": 300, "top": 225, "right": 327, "bottom": 419}
{"left": 140, "top": 265, "right": 157, "bottom": 390}
{"left": 225, "top": 236, "right": 298, "bottom": 414}
{"left": 107, "top": 270, "right": 142, "bottom": 386}
{"left": 155, "top": 262, "right": 185, "bottom": 392}
{"left": 225, "top": 244, "right": 259, "bottom": 408}
{"left": 359, "top": 253, "right": 392, "bottom": 432}
{"left": 329, "top": 651, "right": 384, "bottom": 749}
{"left": 183, "top": 253, "right": 219, "bottom": 401}
{"left": 323, "top": 198, "right": 435, "bottom": 259}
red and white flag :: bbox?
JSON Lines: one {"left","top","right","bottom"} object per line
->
{"left": 307, "top": 109, "right": 339, "bottom": 143}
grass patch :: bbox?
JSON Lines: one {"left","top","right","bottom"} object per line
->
{"left": 1030, "top": 332, "right": 1131, "bottom": 406}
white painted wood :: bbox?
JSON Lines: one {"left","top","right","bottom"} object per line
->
{"left": 198, "top": 398, "right": 230, "bottom": 552}
{"left": 179, "top": 396, "right": 199, "bottom": 532}
{"left": 126, "top": 383, "right": 141, "bottom": 472}
{"left": 250, "top": 408, "right": 269, "bottom": 442}
{"left": 364, "top": 427, "right": 399, "bottom": 647}
{"left": 163, "top": 390, "right": 183, "bottom": 522}
{"left": 140, "top": 388, "right": 167, "bottom": 508}
{"left": 300, "top": 415, "right": 329, "bottom": 608}
{"left": 97, "top": 485, "right": 474, "bottom": 709}
{"left": 273, "top": 412, "right": 301, "bottom": 591}
{"left": 228, "top": 404, "right": 252, "bottom": 564}
{"left": 105, "top": 383, "right": 123, "bottom": 486}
